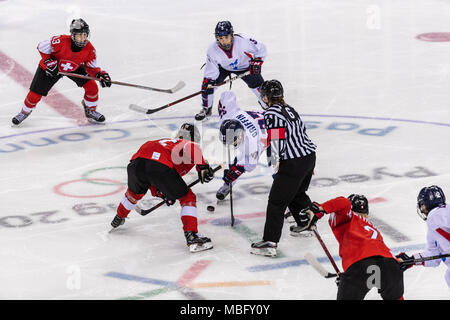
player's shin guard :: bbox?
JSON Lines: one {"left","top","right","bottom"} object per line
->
{"left": 179, "top": 190, "right": 198, "bottom": 231}
{"left": 117, "top": 189, "right": 145, "bottom": 218}
{"left": 180, "top": 206, "right": 198, "bottom": 233}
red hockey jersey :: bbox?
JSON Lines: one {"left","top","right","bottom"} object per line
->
{"left": 37, "top": 35, "right": 101, "bottom": 77}
{"left": 131, "top": 138, "right": 206, "bottom": 176}
{"left": 320, "top": 197, "right": 394, "bottom": 271}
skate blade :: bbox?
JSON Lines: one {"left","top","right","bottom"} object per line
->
{"left": 250, "top": 247, "right": 277, "bottom": 257}
{"left": 86, "top": 118, "right": 106, "bottom": 125}
{"left": 189, "top": 242, "right": 213, "bottom": 253}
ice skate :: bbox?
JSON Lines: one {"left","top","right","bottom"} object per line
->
{"left": 290, "top": 225, "right": 314, "bottom": 237}
{"left": 110, "top": 215, "right": 125, "bottom": 228}
{"left": 250, "top": 240, "right": 277, "bottom": 257}
{"left": 12, "top": 111, "right": 31, "bottom": 125}
{"left": 194, "top": 107, "right": 212, "bottom": 121}
{"left": 82, "top": 100, "right": 105, "bottom": 123}
{"left": 185, "top": 231, "right": 213, "bottom": 253}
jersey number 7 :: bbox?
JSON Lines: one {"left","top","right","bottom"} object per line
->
{"left": 364, "top": 225, "right": 379, "bottom": 239}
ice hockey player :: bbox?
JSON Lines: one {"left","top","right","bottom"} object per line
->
{"left": 396, "top": 185, "right": 450, "bottom": 288}
{"left": 11, "top": 18, "right": 111, "bottom": 125}
{"left": 293, "top": 194, "right": 404, "bottom": 300}
{"left": 215, "top": 91, "right": 268, "bottom": 200}
{"left": 195, "top": 21, "right": 267, "bottom": 121}
{"left": 110, "top": 123, "right": 216, "bottom": 253}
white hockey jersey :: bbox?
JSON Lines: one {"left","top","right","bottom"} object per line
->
{"left": 203, "top": 34, "right": 267, "bottom": 80}
{"left": 217, "top": 91, "right": 267, "bottom": 172}
{"left": 420, "top": 205, "right": 450, "bottom": 288}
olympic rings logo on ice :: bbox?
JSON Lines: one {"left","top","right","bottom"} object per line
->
{"left": 53, "top": 178, "right": 126, "bottom": 198}
{"left": 52, "top": 164, "right": 273, "bottom": 198}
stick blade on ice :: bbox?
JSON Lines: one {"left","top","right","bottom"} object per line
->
{"left": 169, "top": 80, "right": 185, "bottom": 93}
{"left": 129, "top": 104, "right": 149, "bottom": 114}
{"left": 305, "top": 252, "right": 338, "bottom": 278}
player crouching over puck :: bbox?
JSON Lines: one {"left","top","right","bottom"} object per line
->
{"left": 110, "top": 123, "right": 215, "bottom": 253}
{"left": 293, "top": 195, "right": 404, "bottom": 300}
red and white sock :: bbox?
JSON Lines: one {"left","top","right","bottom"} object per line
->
{"left": 179, "top": 189, "right": 198, "bottom": 233}
{"left": 180, "top": 206, "right": 198, "bottom": 233}
{"left": 83, "top": 80, "right": 99, "bottom": 110}
{"left": 117, "top": 189, "right": 144, "bottom": 218}
{"left": 22, "top": 91, "right": 42, "bottom": 113}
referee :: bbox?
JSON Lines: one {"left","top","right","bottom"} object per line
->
{"left": 251, "top": 79, "right": 317, "bottom": 257}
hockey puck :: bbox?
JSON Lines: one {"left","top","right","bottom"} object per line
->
{"left": 207, "top": 205, "right": 215, "bottom": 212}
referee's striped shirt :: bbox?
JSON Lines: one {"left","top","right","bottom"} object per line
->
{"left": 264, "top": 104, "right": 316, "bottom": 161}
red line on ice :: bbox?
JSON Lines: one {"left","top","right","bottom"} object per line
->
{"left": 176, "top": 260, "right": 212, "bottom": 286}
{"left": 0, "top": 50, "right": 86, "bottom": 124}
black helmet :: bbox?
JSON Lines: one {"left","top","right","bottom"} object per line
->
{"left": 260, "top": 80, "right": 284, "bottom": 100}
{"left": 219, "top": 119, "right": 245, "bottom": 146}
{"left": 417, "top": 185, "right": 446, "bottom": 220}
{"left": 348, "top": 194, "right": 369, "bottom": 214}
{"left": 215, "top": 21, "right": 234, "bottom": 50}
{"left": 70, "top": 18, "right": 90, "bottom": 48}
{"left": 215, "top": 21, "right": 234, "bottom": 38}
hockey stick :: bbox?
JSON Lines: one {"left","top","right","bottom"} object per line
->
{"left": 304, "top": 252, "right": 338, "bottom": 278}
{"left": 400, "top": 252, "right": 450, "bottom": 266}
{"left": 135, "top": 165, "right": 222, "bottom": 216}
{"left": 227, "top": 146, "right": 235, "bottom": 227}
{"left": 129, "top": 71, "right": 251, "bottom": 115}
{"left": 311, "top": 226, "right": 342, "bottom": 277}
{"left": 58, "top": 72, "right": 185, "bottom": 93}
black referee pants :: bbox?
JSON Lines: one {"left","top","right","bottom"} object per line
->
{"left": 263, "top": 152, "right": 316, "bottom": 243}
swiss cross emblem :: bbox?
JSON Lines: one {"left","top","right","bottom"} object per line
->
{"left": 58, "top": 60, "right": 79, "bottom": 72}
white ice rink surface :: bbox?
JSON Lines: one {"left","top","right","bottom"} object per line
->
{"left": 0, "top": 0, "right": 449, "bottom": 300}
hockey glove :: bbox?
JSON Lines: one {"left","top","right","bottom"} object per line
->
{"left": 223, "top": 164, "right": 245, "bottom": 184}
{"left": 396, "top": 252, "right": 423, "bottom": 271}
{"left": 291, "top": 202, "right": 325, "bottom": 233}
{"left": 309, "top": 201, "right": 326, "bottom": 219}
{"left": 97, "top": 70, "right": 111, "bottom": 87}
{"left": 201, "top": 78, "right": 215, "bottom": 107}
{"left": 249, "top": 58, "right": 263, "bottom": 75}
{"left": 43, "top": 59, "right": 59, "bottom": 78}
{"left": 197, "top": 163, "right": 214, "bottom": 184}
